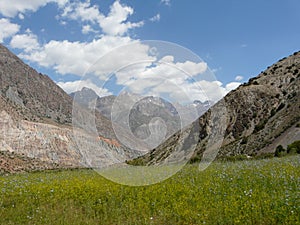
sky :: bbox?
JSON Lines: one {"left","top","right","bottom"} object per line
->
{"left": 0, "top": 0, "right": 299, "bottom": 103}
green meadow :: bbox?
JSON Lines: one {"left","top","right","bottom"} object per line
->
{"left": 0, "top": 155, "right": 299, "bottom": 225}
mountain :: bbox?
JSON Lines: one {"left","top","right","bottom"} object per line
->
{"left": 70, "top": 87, "right": 99, "bottom": 109}
{"left": 129, "top": 51, "right": 300, "bottom": 165}
{"left": 71, "top": 88, "right": 211, "bottom": 150}
{"left": 0, "top": 44, "right": 137, "bottom": 173}
{"left": 0, "top": 44, "right": 72, "bottom": 123}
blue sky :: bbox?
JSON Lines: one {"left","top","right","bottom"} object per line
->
{"left": 0, "top": 0, "right": 299, "bottom": 103}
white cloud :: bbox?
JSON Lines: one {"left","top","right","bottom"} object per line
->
{"left": 18, "top": 35, "right": 139, "bottom": 76}
{"left": 235, "top": 75, "right": 243, "bottom": 81}
{"left": 0, "top": 18, "right": 20, "bottom": 43}
{"left": 111, "top": 54, "right": 215, "bottom": 102}
{"left": 117, "top": 55, "right": 207, "bottom": 83}
{"left": 181, "top": 80, "right": 226, "bottom": 102}
{"left": 82, "top": 24, "right": 97, "bottom": 34}
{"left": 98, "top": 1, "right": 144, "bottom": 36}
{"left": 57, "top": 79, "right": 112, "bottom": 97}
{"left": 0, "top": 0, "right": 67, "bottom": 17}
{"left": 60, "top": 0, "right": 144, "bottom": 36}
{"left": 175, "top": 60, "right": 207, "bottom": 76}
{"left": 3, "top": 0, "right": 236, "bottom": 104}
{"left": 150, "top": 14, "right": 160, "bottom": 22}
{"left": 225, "top": 82, "right": 241, "bottom": 92}
{"left": 61, "top": 1, "right": 101, "bottom": 23}
{"left": 115, "top": 56, "right": 240, "bottom": 102}
{"left": 10, "top": 30, "right": 40, "bottom": 52}
{"left": 161, "top": 0, "right": 171, "bottom": 6}
{"left": 18, "top": 13, "right": 24, "bottom": 20}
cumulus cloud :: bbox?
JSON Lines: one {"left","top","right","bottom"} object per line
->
{"left": 235, "top": 75, "right": 243, "bottom": 81}
{"left": 7, "top": 1, "right": 147, "bottom": 77}
{"left": 60, "top": 0, "right": 144, "bottom": 36}
{"left": 10, "top": 30, "right": 40, "bottom": 52}
{"left": 175, "top": 61, "right": 207, "bottom": 76}
{"left": 61, "top": 1, "right": 101, "bottom": 23}
{"left": 18, "top": 36, "right": 139, "bottom": 76}
{"left": 3, "top": 0, "right": 236, "bottom": 104}
{"left": 57, "top": 79, "right": 112, "bottom": 97}
{"left": 130, "top": 55, "right": 207, "bottom": 79}
{"left": 149, "top": 14, "right": 160, "bottom": 22}
{"left": 225, "top": 82, "right": 241, "bottom": 92}
{"left": 109, "top": 53, "right": 217, "bottom": 102}
{"left": 0, "top": 0, "right": 67, "bottom": 17}
{"left": 0, "top": 18, "right": 20, "bottom": 42}
{"left": 82, "top": 24, "right": 97, "bottom": 34}
{"left": 99, "top": 1, "right": 144, "bottom": 36}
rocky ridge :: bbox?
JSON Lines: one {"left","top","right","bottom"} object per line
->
{"left": 129, "top": 51, "right": 300, "bottom": 165}
{"left": 0, "top": 44, "right": 138, "bottom": 173}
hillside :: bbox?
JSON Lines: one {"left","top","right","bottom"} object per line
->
{"left": 129, "top": 51, "right": 300, "bottom": 165}
{"left": 0, "top": 44, "right": 137, "bottom": 172}
{"left": 0, "top": 44, "right": 73, "bottom": 123}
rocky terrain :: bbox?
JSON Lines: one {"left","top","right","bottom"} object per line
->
{"left": 0, "top": 45, "right": 72, "bottom": 124}
{"left": 1, "top": 42, "right": 299, "bottom": 172}
{"left": 71, "top": 88, "right": 210, "bottom": 146}
{"left": 129, "top": 51, "right": 300, "bottom": 165}
{"left": 0, "top": 44, "right": 138, "bottom": 173}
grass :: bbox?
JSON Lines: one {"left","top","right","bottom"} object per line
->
{"left": 0, "top": 156, "right": 299, "bottom": 224}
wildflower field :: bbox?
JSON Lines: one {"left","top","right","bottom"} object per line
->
{"left": 0, "top": 155, "right": 299, "bottom": 225}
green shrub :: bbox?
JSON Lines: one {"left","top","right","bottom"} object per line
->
{"left": 240, "top": 137, "right": 248, "bottom": 145}
{"left": 254, "top": 153, "right": 274, "bottom": 160}
{"left": 270, "top": 109, "right": 276, "bottom": 117}
{"left": 275, "top": 145, "right": 286, "bottom": 157}
{"left": 287, "top": 140, "right": 300, "bottom": 154}
{"left": 254, "top": 120, "right": 267, "bottom": 133}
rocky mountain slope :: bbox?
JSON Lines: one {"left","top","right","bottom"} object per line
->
{"left": 0, "top": 44, "right": 137, "bottom": 173}
{"left": 129, "top": 51, "right": 300, "bottom": 165}
{"left": 0, "top": 44, "right": 72, "bottom": 123}
{"left": 71, "top": 88, "right": 210, "bottom": 143}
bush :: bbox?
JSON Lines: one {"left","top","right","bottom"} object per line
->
{"left": 254, "top": 120, "right": 267, "bottom": 133}
{"left": 275, "top": 145, "right": 286, "bottom": 157}
{"left": 221, "top": 154, "right": 250, "bottom": 162}
{"left": 287, "top": 140, "right": 300, "bottom": 154}
{"left": 241, "top": 137, "right": 248, "bottom": 145}
{"left": 270, "top": 109, "right": 276, "bottom": 118}
{"left": 254, "top": 153, "right": 274, "bottom": 160}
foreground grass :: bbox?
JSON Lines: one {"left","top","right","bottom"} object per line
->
{"left": 0, "top": 156, "right": 299, "bottom": 225}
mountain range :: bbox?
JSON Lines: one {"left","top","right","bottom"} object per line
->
{"left": 70, "top": 88, "right": 210, "bottom": 147}
{"left": 129, "top": 51, "right": 300, "bottom": 165}
{"left": 0, "top": 43, "right": 299, "bottom": 172}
